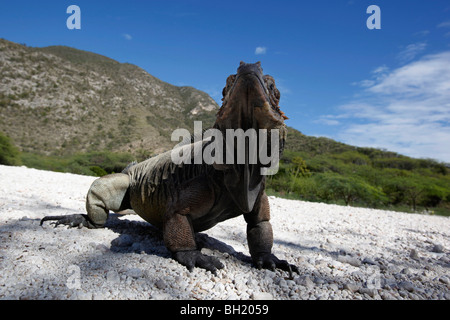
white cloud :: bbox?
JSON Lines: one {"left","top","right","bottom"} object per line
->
{"left": 370, "top": 52, "right": 450, "bottom": 96}
{"left": 397, "top": 42, "right": 427, "bottom": 63}
{"left": 122, "top": 33, "right": 132, "bottom": 40}
{"left": 437, "top": 21, "right": 450, "bottom": 28}
{"left": 413, "top": 30, "right": 430, "bottom": 37}
{"left": 255, "top": 47, "right": 267, "bottom": 55}
{"left": 314, "top": 118, "right": 341, "bottom": 126}
{"left": 353, "top": 65, "right": 389, "bottom": 87}
{"left": 372, "top": 65, "right": 389, "bottom": 75}
{"left": 352, "top": 79, "right": 375, "bottom": 88}
{"left": 321, "top": 51, "right": 450, "bottom": 162}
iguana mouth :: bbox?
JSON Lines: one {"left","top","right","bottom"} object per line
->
{"left": 216, "top": 61, "right": 288, "bottom": 131}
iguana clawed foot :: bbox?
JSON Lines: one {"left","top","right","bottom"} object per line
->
{"left": 40, "top": 214, "right": 91, "bottom": 228}
{"left": 253, "top": 253, "right": 300, "bottom": 279}
{"left": 174, "top": 250, "right": 299, "bottom": 278}
{"left": 173, "top": 250, "right": 224, "bottom": 274}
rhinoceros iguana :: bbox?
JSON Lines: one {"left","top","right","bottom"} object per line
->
{"left": 41, "top": 61, "right": 298, "bottom": 276}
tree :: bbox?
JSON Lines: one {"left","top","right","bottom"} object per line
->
{"left": 288, "top": 156, "right": 309, "bottom": 177}
{"left": 420, "top": 183, "right": 449, "bottom": 208}
{"left": 382, "top": 175, "right": 437, "bottom": 211}
{"left": 316, "top": 173, "right": 386, "bottom": 206}
{"left": 404, "top": 181, "right": 423, "bottom": 211}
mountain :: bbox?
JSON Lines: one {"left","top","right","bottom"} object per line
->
{"left": 0, "top": 38, "right": 387, "bottom": 159}
{"left": 0, "top": 39, "right": 218, "bottom": 157}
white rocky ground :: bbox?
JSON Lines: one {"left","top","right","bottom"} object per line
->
{"left": 0, "top": 164, "right": 449, "bottom": 300}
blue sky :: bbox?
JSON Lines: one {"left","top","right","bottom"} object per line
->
{"left": 1, "top": 1, "right": 450, "bottom": 162}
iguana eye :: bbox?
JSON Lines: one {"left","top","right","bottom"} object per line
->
{"left": 227, "top": 74, "right": 236, "bottom": 86}
{"left": 222, "top": 74, "right": 237, "bottom": 99}
{"left": 264, "top": 76, "right": 276, "bottom": 92}
{"left": 274, "top": 87, "right": 280, "bottom": 100}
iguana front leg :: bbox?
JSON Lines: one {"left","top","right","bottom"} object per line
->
{"left": 164, "top": 210, "right": 224, "bottom": 273}
{"left": 244, "top": 193, "right": 299, "bottom": 278}
{"left": 163, "top": 179, "right": 224, "bottom": 274}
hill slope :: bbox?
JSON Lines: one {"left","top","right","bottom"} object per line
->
{"left": 271, "top": 128, "right": 450, "bottom": 216}
{"left": 0, "top": 39, "right": 218, "bottom": 157}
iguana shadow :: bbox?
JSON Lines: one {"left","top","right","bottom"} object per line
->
{"left": 105, "top": 214, "right": 253, "bottom": 265}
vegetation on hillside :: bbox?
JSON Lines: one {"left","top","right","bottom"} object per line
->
{"left": 0, "top": 132, "right": 21, "bottom": 166}
{"left": 1, "top": 128, "right": 449, "bottom": 216}
{"left": 0, "top": 39, "right": 218, "bottom": 157}
{"left": 266, "top": 130, "right": 450, "bottom": 216}
{"left": 19, "top": 150, "right": 135, "bottom": 177}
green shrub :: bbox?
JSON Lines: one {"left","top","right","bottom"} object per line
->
{"left": 71, "top": 151, "right": 134, "bottom": 174}
{"left": 290, "top": 176, "right": 319, "bottom": 201}
{"left": 332, "top": 151, "right": 371, "bottom": 166}
{"left": 0, "top": 132, "right": 21, "bottom": 166}
{"left": 89, "top": 166, "right": 108, "bottom": 177}
{"left": 20, "top": 150, "right": 134, "bottom": 176}
{"left": 373, "top": 157, "right": 418, "bottom": 170}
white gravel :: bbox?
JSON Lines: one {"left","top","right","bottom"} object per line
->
{"left": 0, "top": 164, "right": 449, "bottom": 300}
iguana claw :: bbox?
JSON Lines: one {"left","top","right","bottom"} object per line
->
{"left": 40, "top": 214, "right": 90, "bottom": 228}
{"left": 173, "top": 250, "right": 224, "bottom": 274}
{"left": 253, "top": 253, "right": 299, "bottom": 279}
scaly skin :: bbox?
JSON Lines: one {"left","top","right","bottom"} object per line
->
{"left": 41, "top": 62, "right": 298, "bottom": 277}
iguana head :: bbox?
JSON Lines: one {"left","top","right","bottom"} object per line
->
{"left": 215, "top": 61, "right": 288, "bottom": 131}
{"left": 213, "top": 61, "right": 288, "bottom": 213}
